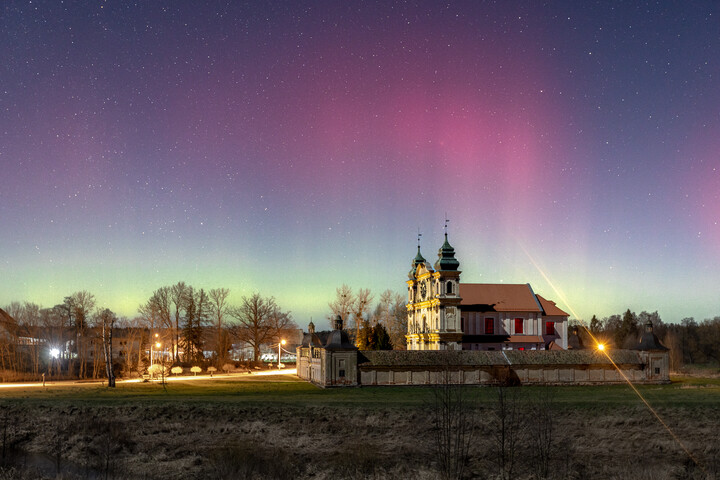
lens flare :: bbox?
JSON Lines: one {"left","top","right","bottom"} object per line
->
{"left": 520, "top": 243, "right": 705, "bottom": 473}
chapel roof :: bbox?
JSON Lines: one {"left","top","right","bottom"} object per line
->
{"left": 459, "top": 283, "right": 543, "bottom": 313}
{"left": 535, "top": 294, "right": 570, "bottom": 317}
{"left": 325, "top": 315, "right": 358, "bottom": 351}
{"left": 636, "top": 321, "right": 668, "bottom": 351}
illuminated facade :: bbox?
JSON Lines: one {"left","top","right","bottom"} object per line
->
{"left": 406, "top": 234, "right": 569, "bottom": 351}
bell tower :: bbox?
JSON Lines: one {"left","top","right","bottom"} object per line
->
{"left": 406, "top": 223, "right": 463, "bottom": 351}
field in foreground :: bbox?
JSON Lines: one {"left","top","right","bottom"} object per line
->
{"left": 0, "top": 374, "right": 718, "bottom": 479}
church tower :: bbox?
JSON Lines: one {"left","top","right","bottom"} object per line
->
{"left": 406, "top": 229, "right": 463, "bottom": 350}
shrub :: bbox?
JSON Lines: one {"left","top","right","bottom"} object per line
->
{"left": 171, "top": 366, "right": 183, "bottom": 375}
{"left": 190, "top": 366, "right": 201, "bottom": 376}
{"left": 147, "top": 364, "right": 168, "bottom": 377}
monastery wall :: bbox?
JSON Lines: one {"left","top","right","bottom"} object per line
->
{"left": 297, "top": 348, "right": 670, "bottom": 387}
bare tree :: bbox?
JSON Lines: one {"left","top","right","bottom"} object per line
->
{"left": 0, "top": 306, "right": 22, "bottom": 378}
{"left": 97, "top": 308, "right": 116, "bottom": 387}
{"left": 528, "top": 387, "right": 555, "bottom": 479}
{"left": 328, "top": 285, "right": 354, "bottom": 330}
{"left": 373, "top": 290, "right": 407, "bottom": 350}
{"left": 170, "top": 282, "right": 191, "bottom": 362}
{"left": 24, "top": 302, "right": 43, "bottom": 376}
{"left": 428, "top": 358, "right": 476, "bottom": 480}
{"left": 70, "top": 291, "right": 96, "bottom": 378}
{"left": 141, "top": 286, "right": 173, "bottom": 357}
{"left": 116, "top": 316, "right": 144, "bottom": 376}
{"left": 229, "top": 294, "right": 294, "bottom": 362}
{"left": 492, "top": 385, "right": 524, "bottom": 480}
{"left": 209, "top": 288, "right": 231, "bottom": 366}
{"left": 352, "top": 288, "right": 373, "bottom": 343}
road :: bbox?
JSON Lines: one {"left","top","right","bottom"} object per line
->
{"left": 0, "top": 368, "right": 298, "bottom": 389}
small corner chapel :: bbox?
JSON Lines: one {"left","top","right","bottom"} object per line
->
{"left": 406, "top": 231, "right": 569, "bottom": 352}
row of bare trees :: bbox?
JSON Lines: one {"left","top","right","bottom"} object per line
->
{"left": 430, "top": 366, "right": 561, "bottom": 480}
{"left": 0, "top": 294, "right": 119, "bottom": 381}
{"left": 327, "top": 285, "right": 407, "bottom": 349}
{"left": 1, "top": 283, "right": 297, "bottom": 381}
{"left": 138, "top": 283, "right": 296, "bottom": 364}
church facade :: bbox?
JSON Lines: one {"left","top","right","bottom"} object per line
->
{"left": 406, "top": 234, "right": 569, "bottom": 352}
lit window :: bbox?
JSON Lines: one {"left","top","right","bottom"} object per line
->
{"left": 545, "top": 321, "right": 554, "bottom": 335}
{"left": 485, "top": 318, "right": 494, "bottom": 335}
{"left": 514, "top": 318, "right": 524, "bottom": 334}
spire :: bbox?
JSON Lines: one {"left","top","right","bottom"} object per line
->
{"left": 434, "top": 218, "right": 460, "bottom": 271}
{"left": 409, "top": 229, "right": 427, "bottom": 277}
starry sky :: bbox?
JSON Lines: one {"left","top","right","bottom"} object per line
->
{"left": 1, "top": 1, "right": 719, "bottom": 328}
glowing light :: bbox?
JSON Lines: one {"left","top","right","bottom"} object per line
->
{"left": 50, "top": 348, "right": 60, "bottom": 358}
{"left": 155, "top": 342, "right": 161, "bottom": 348}
{"left": 521, "top": 245, "right": 707, "bottom": 474}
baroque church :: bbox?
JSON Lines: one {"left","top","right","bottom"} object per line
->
{"left": 406, "top": 232, "right": 569, "bottom": 351}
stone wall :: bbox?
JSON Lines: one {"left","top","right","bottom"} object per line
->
{"left": 298, "top": 348, "right": 670, "bottom": 387}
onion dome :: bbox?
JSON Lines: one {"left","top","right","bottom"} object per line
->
{"left": 636, "top": 321, "right": 668, "bottom": 351}
{"left": 434, "top": 233, "right": 460, "bottom": 271}
{"left": 408, "top": 245, "right": 428, "bottom": 278}
{"left": 567, "top": 325, "right": 585, "bottom": 350}
{"left": 325, "top": 315, "right": 357, "bottom": 350}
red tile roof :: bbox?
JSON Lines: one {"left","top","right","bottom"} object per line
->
{"left": 535, "top": 294, "right": 570, "bottom": 316}
{"left": 459, "top": 283, "right": 543, "bottom": 312}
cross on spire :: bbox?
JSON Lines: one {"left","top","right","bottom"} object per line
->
{"left": 417, "top": 228, "right": 422, "bottom": 249}
{"left": 444, "top": 214, "right": 450, "bottom": 238}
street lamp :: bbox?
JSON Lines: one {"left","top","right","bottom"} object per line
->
{"left": 278, "top": 339, "right": 286, "bottom": 370}
{"left": 151, "top": 341, "right": 162, "bottom": 366}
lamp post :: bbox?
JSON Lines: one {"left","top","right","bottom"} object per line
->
{"left": 151, "top": 341, "right": 162, "bottom": 365}
{"left": 278, "top": 339, "right": 286, "bottom": 370}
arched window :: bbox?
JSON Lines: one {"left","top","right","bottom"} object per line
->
{"left": 446, "top": 281, "right": 453, "bottom": 294}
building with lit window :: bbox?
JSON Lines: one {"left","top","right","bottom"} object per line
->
{"left": 406, "top": 233, "right": 569, "bottom": 351}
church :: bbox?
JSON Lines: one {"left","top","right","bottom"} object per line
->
{"left": 405, "top": 232, "right": 569, "bottom": 351}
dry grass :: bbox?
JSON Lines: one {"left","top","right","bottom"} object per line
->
{"left": 0, "top": 376, "right": 718, "bottom": 479}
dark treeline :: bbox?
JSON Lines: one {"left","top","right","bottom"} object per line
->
{"left": 577, "top": 309, "right": 720, "bottom": 371}
{"left": 0, "top": 283, "right": 297, "bottom": 382}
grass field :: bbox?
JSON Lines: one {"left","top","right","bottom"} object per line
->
{"left": 0, "top": 374, "right": 718, "bottom": 479}
{"left": 1, "top": 373, "right": 719, "bottom": 408}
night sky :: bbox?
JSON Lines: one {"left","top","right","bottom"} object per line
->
{"left": 2, "top": 1, "right": 718, "bottom": 327}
